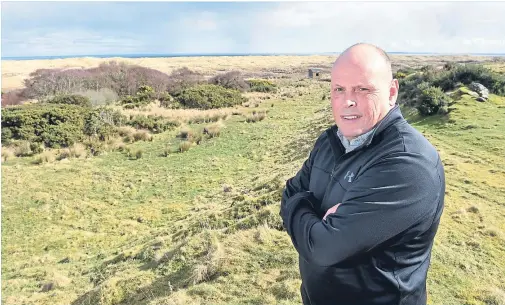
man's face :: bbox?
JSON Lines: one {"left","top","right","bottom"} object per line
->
{"left": 330, "top": 55, "right": 398, "bottom": 140}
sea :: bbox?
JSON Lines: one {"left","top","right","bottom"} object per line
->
{"left": 2, "top": 52, "right": 505, "bottom": 61}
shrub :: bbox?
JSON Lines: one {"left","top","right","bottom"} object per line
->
{"left": 127, "top": 115, "right": 179, "bottom": 133}
{"left": 208, "top": 71, "right": 249, "bottom": 92}
{"left": 45, "top": 94, "right": 92, "bottom": 107}
{"left": 83, "top": 108, "right": 125, "bottom": 141}
{"left": 432, "top": 64, "right": 505, "bottom": 95}
{"left": 1, "top": 89, "right": 27, "bottom": 107}
{"left": 30, "top": 142, "right": 44, "bottom": 154}
{"left": 247, "top": 79, "right": 277, "bottom": 93}
{"left": 416, "top": 85, "right": 452, "bottom": 116}
{"left": 158, "top": 92, "right": 179, "bottom": 108}
{"left": 1, "top": 104, "right": 89, "bottom": 148}
{"left": 175, "top": 84, "right": 247, "bottom": 109}
{"left": 23, "top": 61, "right": 173, "bottom": 99}
{"left": 167, "top": 67, "right": 206, "bottom": 96}
{"left": 119, "top": 85, "right": 157, "bottom": 109}
{"left": 178, "top": 126, "right": 194, "bottom": 140}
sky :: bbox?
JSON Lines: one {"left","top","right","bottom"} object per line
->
{"left": 1, "top": 1, "right": 505, "bottom": 58}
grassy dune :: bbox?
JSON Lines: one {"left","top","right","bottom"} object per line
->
{"left": 2, "top": 57, "right": 505, "bottom": 305}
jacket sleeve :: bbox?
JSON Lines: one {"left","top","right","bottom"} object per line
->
{"left": 284, "top": 152, "right": 443, "bottom": 267}
{"left": 280, "top": 132, "right": 327, "bottom": 227}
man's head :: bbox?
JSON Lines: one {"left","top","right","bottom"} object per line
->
{"left": 330, "top": 43, "right": 399, "bottom": 140}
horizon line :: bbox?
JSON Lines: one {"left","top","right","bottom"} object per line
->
{"left": 2, "top": 51, "right": 505, "bottom": 61}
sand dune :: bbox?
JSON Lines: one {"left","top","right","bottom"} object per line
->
{"left": 1, "top": 54, "right": 499, "bottom": 92}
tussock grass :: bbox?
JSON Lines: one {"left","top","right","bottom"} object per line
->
{"left": 204, "top": 121, "right": 225, "bottom": 138}
{"left": 245, "top": 110, "right": 268, "bottom": 123}
{"left": 34, "top": 150, "right": 56, "bottom": 164}
{"left": 1, "top": 147, "right": 15, "bottom": 162}
{"left": 119, "top": 103, "right": 235, "bottom": 125}
{"left": 57, "top": 143, "right": 87, "bottom": 160}
{"left": 133, "top": 129, "right": 153, "bottom": 142}
{"left": 179, "top": 141, "right": 192, "bottom": 153}
{"left": 117, "top": 126, "right": 137, "bottom": 138}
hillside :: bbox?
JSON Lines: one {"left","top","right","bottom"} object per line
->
{"left": 2, "top": 61, "right": 505, "bottom": 305}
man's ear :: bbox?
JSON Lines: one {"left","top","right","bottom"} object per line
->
{"left": 389, "top": 79, "right": 399, "bottom": 106}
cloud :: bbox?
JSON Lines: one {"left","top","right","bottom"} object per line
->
{"left": 1, "top": 1, "right": 505, "bottom": 57}
{"left": 246, "top": 2, "right": 505, "bottom": 54}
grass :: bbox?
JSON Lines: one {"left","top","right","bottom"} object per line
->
{"left": 2, "top": 62, "right": 505, "bottom": 305}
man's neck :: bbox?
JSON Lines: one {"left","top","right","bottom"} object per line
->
{"left": 336, "top": 128, "right": 376, "bottom": 153}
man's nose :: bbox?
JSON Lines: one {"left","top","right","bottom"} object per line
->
{"left": 343, "top": 91, "right": 356, "bottom": 107}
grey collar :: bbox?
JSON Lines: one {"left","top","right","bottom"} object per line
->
{"left": 335, "top": 127, "right": 376, "bottom": 153}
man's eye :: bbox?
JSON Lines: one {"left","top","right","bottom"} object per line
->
{"left": 358, "top": 87, "right": 369, "bottom": 91}
{"left": 334, "top": 88, "right": 344, "bottom": 92}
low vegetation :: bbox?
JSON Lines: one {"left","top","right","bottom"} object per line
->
{"left": 2, "top": 59, "right": 505, "bottom": 305}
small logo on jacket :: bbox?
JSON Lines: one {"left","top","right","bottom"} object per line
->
{"left": 344, "top": 171, "right": 354, "bottom": 182}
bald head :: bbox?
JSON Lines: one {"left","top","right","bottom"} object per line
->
{"left": 333, "top": 43, "right": 393, "bottom": 82}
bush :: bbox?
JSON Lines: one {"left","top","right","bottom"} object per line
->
{"left": 30, "top": 142, "right": 44, "bottom": 154}
{"left": 432, "top": 64, "right": 505, "bottom": 95}
{"left": 158, "top": 93, "right": 179, "bottom": 108}
{"left": 83, "top": 108, "right": 126, "bottom": 141}
{"left": 175, "top": 84, "right": 248, "bottom": 109}
{"left": 127, "top": 115, "right": 180, "bottom": 133}
{"left": 178, "top": 126, "right": 194, "bottom": 140}
{"left": 23, "top": 61, "right": 173, "bottom": 99}
{"left": 247, "top": 79, "right": 277, "bottom": 93}
{"left": 120, "top": 85, "right": 156, "bottom": 109}
{"left": 416, "top": 85, "right": 452, "bottom": 116}
{"left": 1, "top": 89, "right": 27, "bottom": 107}
{"left": 208, "top": 71, "right": 249, "bottom": 92}
{"left": 1, "top": 104, "right": 89, "bottom": 148}
{"left": 167, "top": 67, "right": 206, "bottom": 96}
{"left": 45, "top": 94, "right": 92, "bottom": 107}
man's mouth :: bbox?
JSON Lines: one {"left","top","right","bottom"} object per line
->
{"left": 341, "top": 115, "right": 361, "bottom": 120}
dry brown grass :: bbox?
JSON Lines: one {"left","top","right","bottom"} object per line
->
{"left": 179, "top": 141, "right": 193, "bottom": 153}
{"left": 118, "top": 103, "right": 235, "bottom": 125}
{"left": 117, "top": 126, "right": 137, "bottom": 138}
{"left": 1, "top": 147, "right": 15, "bottom": 162}
{"left": 58, "top": 143, "right": 87, "bottom": 160}
{"left": 245, "top": 110, "right": 268, "bottom": 123}
{"left": 34, "top": 151, "right": 56, "bottom": 164}
{"left": 204, "top": 121, "right": 225, "bottom": 138}
{"left": 133, "top": 129, "right": 153, "bottom": 142}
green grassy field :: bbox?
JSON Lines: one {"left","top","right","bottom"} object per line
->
{"left": 2, "top": 75, "right": 505, "bottom": 305}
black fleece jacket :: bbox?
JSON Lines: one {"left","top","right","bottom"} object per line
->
{"left": 280, "top": 105, "right": 445, "bottom": 305}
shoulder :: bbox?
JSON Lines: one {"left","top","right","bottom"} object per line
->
{"left": 377, "top": 120, "right": 441, "bottom": 169}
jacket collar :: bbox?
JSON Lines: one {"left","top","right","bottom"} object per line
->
{"left": 331, "top": 104, "right": 404, "bottom": 151}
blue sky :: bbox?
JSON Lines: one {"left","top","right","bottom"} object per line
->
{"left": 2, "top": 1, "right": 505, "bottom": 57}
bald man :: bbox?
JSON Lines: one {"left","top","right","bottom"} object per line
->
{"left": 280, "top": 43, "right": 445, "bottom": 305}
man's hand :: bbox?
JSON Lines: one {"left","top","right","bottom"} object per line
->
{"left": 323, "top": 203, "right": 341, "bottom": 221}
